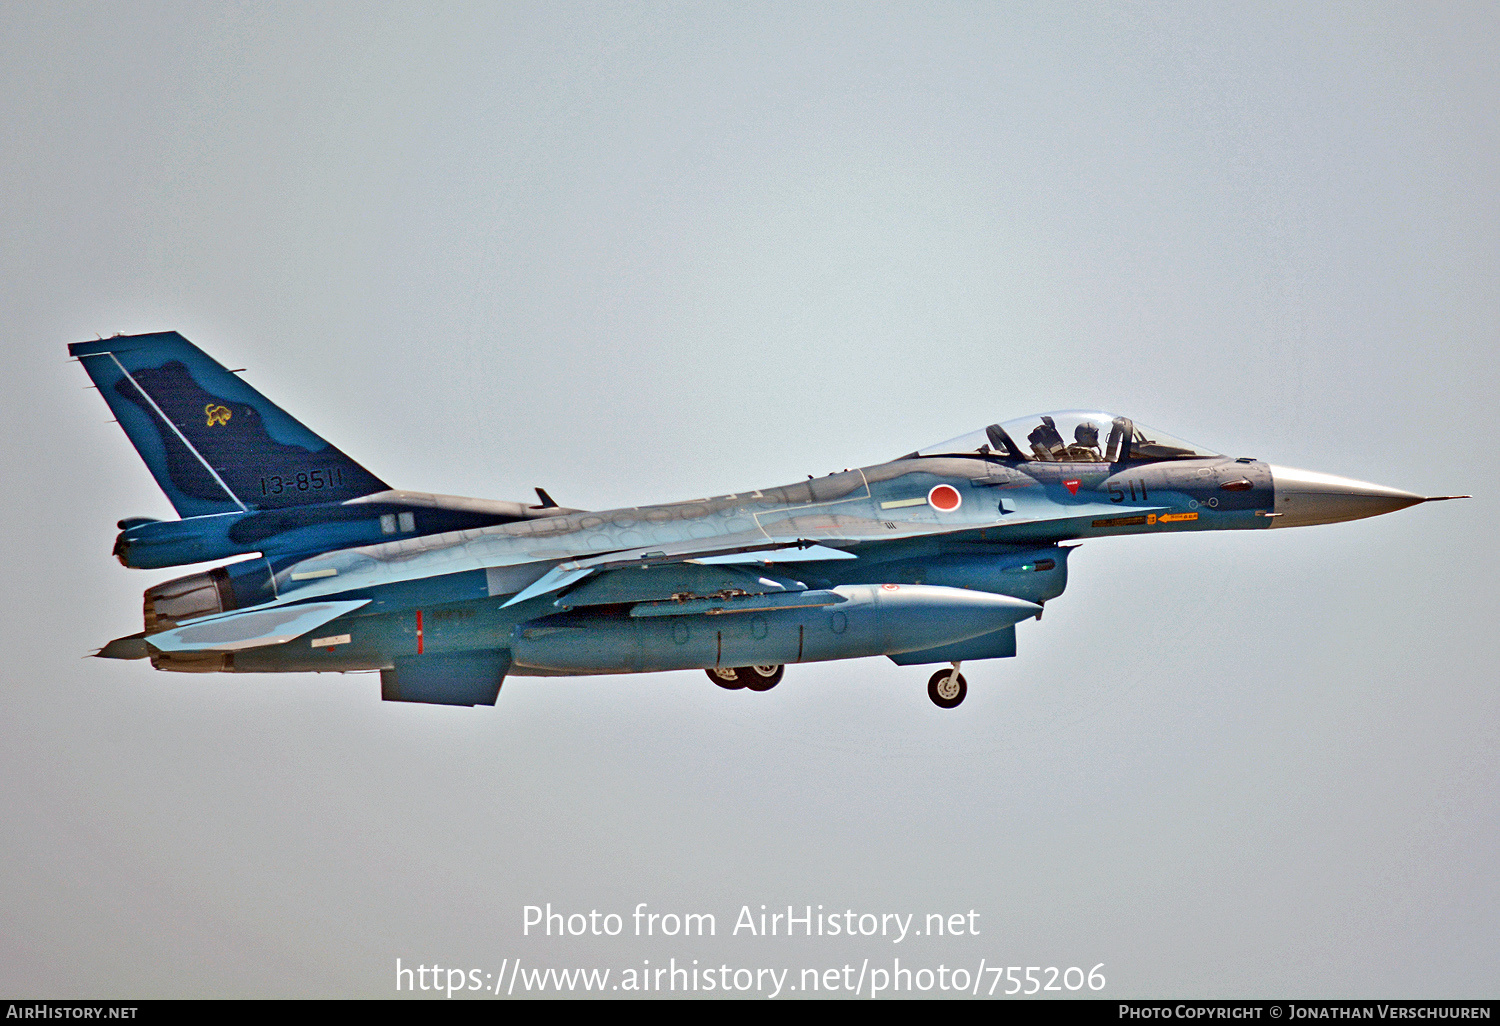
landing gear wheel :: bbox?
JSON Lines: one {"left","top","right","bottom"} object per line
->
{"left": 740, "top": 664, "right": 784, "bottom": 692}
{"left": 707, "top": 667, "right": 744, "bottom": 690}
{"left": 928, "top": 669, "right": 968, "bottom": 709}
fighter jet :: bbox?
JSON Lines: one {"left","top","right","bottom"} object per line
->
{"left": 72, "top": 332, "right": 1466, "bottom": 709}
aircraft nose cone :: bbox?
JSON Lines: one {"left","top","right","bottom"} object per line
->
{"left": 1267, "top": 465, "right": 1426, "bottom": 528}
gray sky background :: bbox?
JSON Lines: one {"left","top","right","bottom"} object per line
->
{"left": 1, "top": 1, "right": 1496, "bottom": 998}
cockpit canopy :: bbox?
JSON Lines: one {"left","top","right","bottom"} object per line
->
{"left": 914, "top": 411, "right": 1220, "bottom": 464}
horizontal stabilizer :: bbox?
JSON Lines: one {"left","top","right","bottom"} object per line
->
{"left": 146, "top": 599, "right": 370, "bottom": 652}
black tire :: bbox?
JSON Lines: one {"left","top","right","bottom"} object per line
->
{"left": 707, "top": 667, "right": 745, "bottom": 690}
{"left": 927, "top": 669, "right": 968, "bottom": 709}
{"left": 740, "top": 664, "right": 784, "bottom": 692}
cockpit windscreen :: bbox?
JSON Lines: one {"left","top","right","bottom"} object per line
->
{"left": 914, "top": 411, "right": 1220, "bottom": 463}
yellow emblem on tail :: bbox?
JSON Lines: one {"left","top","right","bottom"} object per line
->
{"left": 204, "top": 403, "right": 232, "bottom": 427}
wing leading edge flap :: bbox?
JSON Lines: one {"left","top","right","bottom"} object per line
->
{"left": 146, "top": 599, "right": 371, "bottom": 652}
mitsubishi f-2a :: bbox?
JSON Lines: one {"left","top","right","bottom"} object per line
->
{"left": 72, "top": 332, "right": 1466, "bottom": 709}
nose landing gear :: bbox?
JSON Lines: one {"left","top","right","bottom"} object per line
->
{"left": 927, "top": 662, "right": 967, "bottom": 708}
{"left": 707, "top": 664, "right": 784, "bottom": 692}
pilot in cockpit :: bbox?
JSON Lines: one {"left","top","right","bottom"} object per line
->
{"left": 1069, "top": 421, "right": 1102, "bottom": 461}
{"left": 911, "top": 411, "right": 1221, "bottom": 465}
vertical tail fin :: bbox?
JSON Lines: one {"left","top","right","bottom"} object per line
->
{"left": 70, "top": 332, "right": 388, "bottom": 517}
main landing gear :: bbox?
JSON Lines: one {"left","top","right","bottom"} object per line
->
{"left": 707, "top": 664, "right": 784, "bottom": 692}
{"left": 927, "top": 662, "right": 967, "bottom": 709}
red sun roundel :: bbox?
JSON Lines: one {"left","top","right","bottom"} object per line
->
{"left": 928, "top": 484, "right": 962, "bottom": 512}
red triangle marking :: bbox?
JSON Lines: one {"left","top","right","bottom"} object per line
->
{"left": 1064, "top": 479, "right": 1081, "bottom": 495}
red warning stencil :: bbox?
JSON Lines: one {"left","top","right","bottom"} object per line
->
{"left": 1064, "top": 479, "right": 1081, "bottom": 495}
